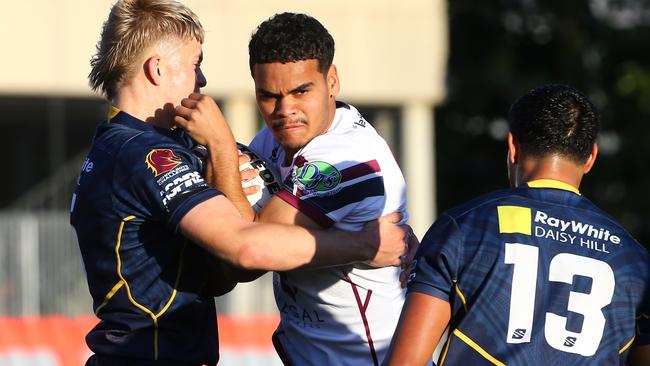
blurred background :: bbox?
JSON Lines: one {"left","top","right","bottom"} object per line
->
{"left": 0, "top": 0, "right": 648, "bottom": 365}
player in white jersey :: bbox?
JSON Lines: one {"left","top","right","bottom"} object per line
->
{"left": 250, "top": 101, "right": 408, "bottom": 364}
{"left": 246, "top": 13, "right": 410, "bottom": 365}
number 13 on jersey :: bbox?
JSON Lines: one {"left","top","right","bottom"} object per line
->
{"left": 504, "top": 243, "right": 615, "bottom": 356}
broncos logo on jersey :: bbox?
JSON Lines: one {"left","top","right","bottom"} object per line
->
{"left": 146, "top": 149, "right": 182, "bottom": 176}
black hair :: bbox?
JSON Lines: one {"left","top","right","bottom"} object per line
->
{"left": 508, "top": 84, "right": 599, "bottom": 163}
{"left": 248, "top": 12, "right": 334, "bottom": 74}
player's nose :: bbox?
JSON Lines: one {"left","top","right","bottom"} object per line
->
{"left": 273, "top": 97, "right": 297, "bottom": 117}
{"left": 196, "top": 68, "right": 207, "bottom": 89}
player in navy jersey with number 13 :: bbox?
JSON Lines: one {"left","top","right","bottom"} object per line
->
{"left": 384, "top": 84, "right": 650, "bottom": 365}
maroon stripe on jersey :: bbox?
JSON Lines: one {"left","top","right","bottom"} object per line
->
{"left": 291, "top": 158, "right": 380, "bottom": 197}
{"left": 293, "top": 156, "right": 308, "bottom": 197}
{"left": 294, "top": 155, "right": 308, "bottom": 168}
{"left": 345, "top": 274, "right": 379, "bottom": 366}
{"left": 276, "top": 189, "right": 334, "bottom": 228}
{"left": 340, "top": 160, "right": 381, "bottom": 182}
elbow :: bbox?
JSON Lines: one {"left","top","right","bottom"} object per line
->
{"left": 234, "top": 243, "right": 269, "bottom": 270}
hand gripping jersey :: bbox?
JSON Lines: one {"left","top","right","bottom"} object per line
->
{"left": 70, "top": 108, "right": 223, "bottom": 365}
{"left": 409, "top": 179, "right": 650, "bottom": 365}
{"left": 250, "top": 102, "right": 409, "bottom": 365}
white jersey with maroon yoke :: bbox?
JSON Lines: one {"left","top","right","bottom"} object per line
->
{"left": 250, "top": 102, "right": 409, "bottom": 365}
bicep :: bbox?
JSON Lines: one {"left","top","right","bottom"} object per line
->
{"left": 178, "top": 195, "right": 249, "bottom": 262}
{"left": 384, "top": 291, "right": 451, "bottom": 366}
{"left": 257, "top": 194, "right": 323, "bottom": 229}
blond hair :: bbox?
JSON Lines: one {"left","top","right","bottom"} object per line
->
{"left": 89, "top": 0, "right": 204, "bottom": 99}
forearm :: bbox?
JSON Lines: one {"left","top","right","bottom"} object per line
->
{"left": 384, "top": 292, "right": 451, "bottom": 366}
{"left": 174, "top": 93, "right": 255, "bottom": 221}
{"left": 233, "top": 223, "right": 373, "bottom": 270}
{"left": 180, "top": 196, "right": 373, "bottom": 271}
{"left": 204, "top": 141, "right": 255, "bottom": 221}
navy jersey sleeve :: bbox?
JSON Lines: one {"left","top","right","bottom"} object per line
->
{"left": 407, "top": 213, "right": 464, "bottom": 303}
{"left": 114, "top": 141, "right": 220, "bottom": 231}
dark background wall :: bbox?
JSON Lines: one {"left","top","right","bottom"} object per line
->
{"left": 436, "top": 0, "right": 650, "bottom": 247}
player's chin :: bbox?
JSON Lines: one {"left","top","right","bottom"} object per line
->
{"left": 278, "top": 134, "right": 307, "bottom": 151}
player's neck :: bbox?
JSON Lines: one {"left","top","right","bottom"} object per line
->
{"left": 112, "top": 84, "right": 175, "bottom": 129}
{"left": 516, "top": 156, "right": 584, "bottom": 190}
{"left": 282, "top": 147, "right": 298, "bottom": 166}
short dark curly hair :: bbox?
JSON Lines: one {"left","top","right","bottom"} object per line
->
{"left": 248, "top": 12, "right": 335, "bottom": 75}
{"left": 508, "top": 84, "right": 599, "bottom": 164}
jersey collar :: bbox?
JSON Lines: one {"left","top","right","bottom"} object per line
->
{"left": 526, "top": 179, "right": 581, "bottom": 195}
{"left": 106, "top": 106, "right": 193, "bottom": 146}
{"left": 107, "top": 105, "right": 121, "bottom": 120}
{"left": 107, "top": 106, "right": 158, "bottom": 133}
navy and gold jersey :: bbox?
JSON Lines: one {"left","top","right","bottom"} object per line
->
{"left": 70, "top": 108, "right": 222, "bottom": 365}
{"left": 409, "top": 179, "right": 650, "bottom": 365}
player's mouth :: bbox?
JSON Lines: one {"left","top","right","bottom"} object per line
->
{"left": 273, "top": 119, "right": 307, "bottom": 133}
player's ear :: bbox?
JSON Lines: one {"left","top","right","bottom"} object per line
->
{"left": 144, "top": 55, "right": 163, "bottom": 86}
{"left": 326, "top": 65, "right": 340, "bottom": 98}
{"left": 583, "top": 143, "right": 598, "bottom": 174}
{"left": 507, "top": 132, "right": 519, "bottom": 164}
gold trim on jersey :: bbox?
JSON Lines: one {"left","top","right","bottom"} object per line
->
{"left": 619, "top": 335, "right": 635, "bottom": 354}
{"left": 527, "top": 179, "right": 580, "bottom": 195}
{"left": 95, "top": 281, "right": 124, "bottom": 315}
{"left": 452, "top": 329, "right": 505, "bottom": 366}
{"left": 114, "top": 215, "right": 188, "bottom": 360}
{"left": 453, "top": 280, "right": 468, "bottom": 313}
{"left": 156, "top": 240, "right": 187, "bottom": 318}
{"left": 438, "top": 333, "right": 453, "bottom": 365}
{"left": 108, "top": 106, "right": 120, "bottom": 120}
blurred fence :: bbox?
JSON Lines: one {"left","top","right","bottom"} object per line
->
{"left": 0, "top": 211, "right": 280, "bottom": 365}
{"left": 0, "top": 210, "right": 277, "bottom": 316}
{"left": 0, "top": 211, "right": 89, "bottom": 316}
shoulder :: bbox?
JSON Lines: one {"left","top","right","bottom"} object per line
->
{"left": 443, "top": 188, "right": 518, "bottom": 220}
{"left": 249, "top": 127, "right": 279, "bottom": 154}
{"left": 248, "top": 127, "right": 285, "bottom": 167}
{"left": 120, "top": 128, "right": 185, "bottom": 154}
{"left": 303, "top": 111, "right": 380, "bottom": 165}
{"left": 332, "top": 102, "right": 376, "bottom": 136}
{"left": 113, "top": 130, "right": 199, "bottom": 183}
{"left": 250, "top": 126, "right": 274, "bottom": 146}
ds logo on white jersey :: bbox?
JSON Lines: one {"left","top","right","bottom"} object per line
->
{"left": 292, "top": 161, "right": 342, "bottom": 196}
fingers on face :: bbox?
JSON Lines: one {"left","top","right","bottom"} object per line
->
{"left": 240, "top": 168, "right": 259, "bottom": 181}
{"left": 379, "top": 211, "right": 402, "bottom": 223}
{"left": 242, "top": 185, "right": 261, "bottom": 196}
{"left": 173, "top": 115, "right": 188, "bottom": 129}
{"left": 180, "top": 97, "right": 197, "bottom": 109}
{"left": 175, "top": 104, "right": 191, "bottom": 120}
{"left": 238, "top": 153, "right": 252, "bottom": 164}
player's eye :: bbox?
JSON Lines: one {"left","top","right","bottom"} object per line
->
{"left": 257, "top": 92, "right": 274, "bottom": 101}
